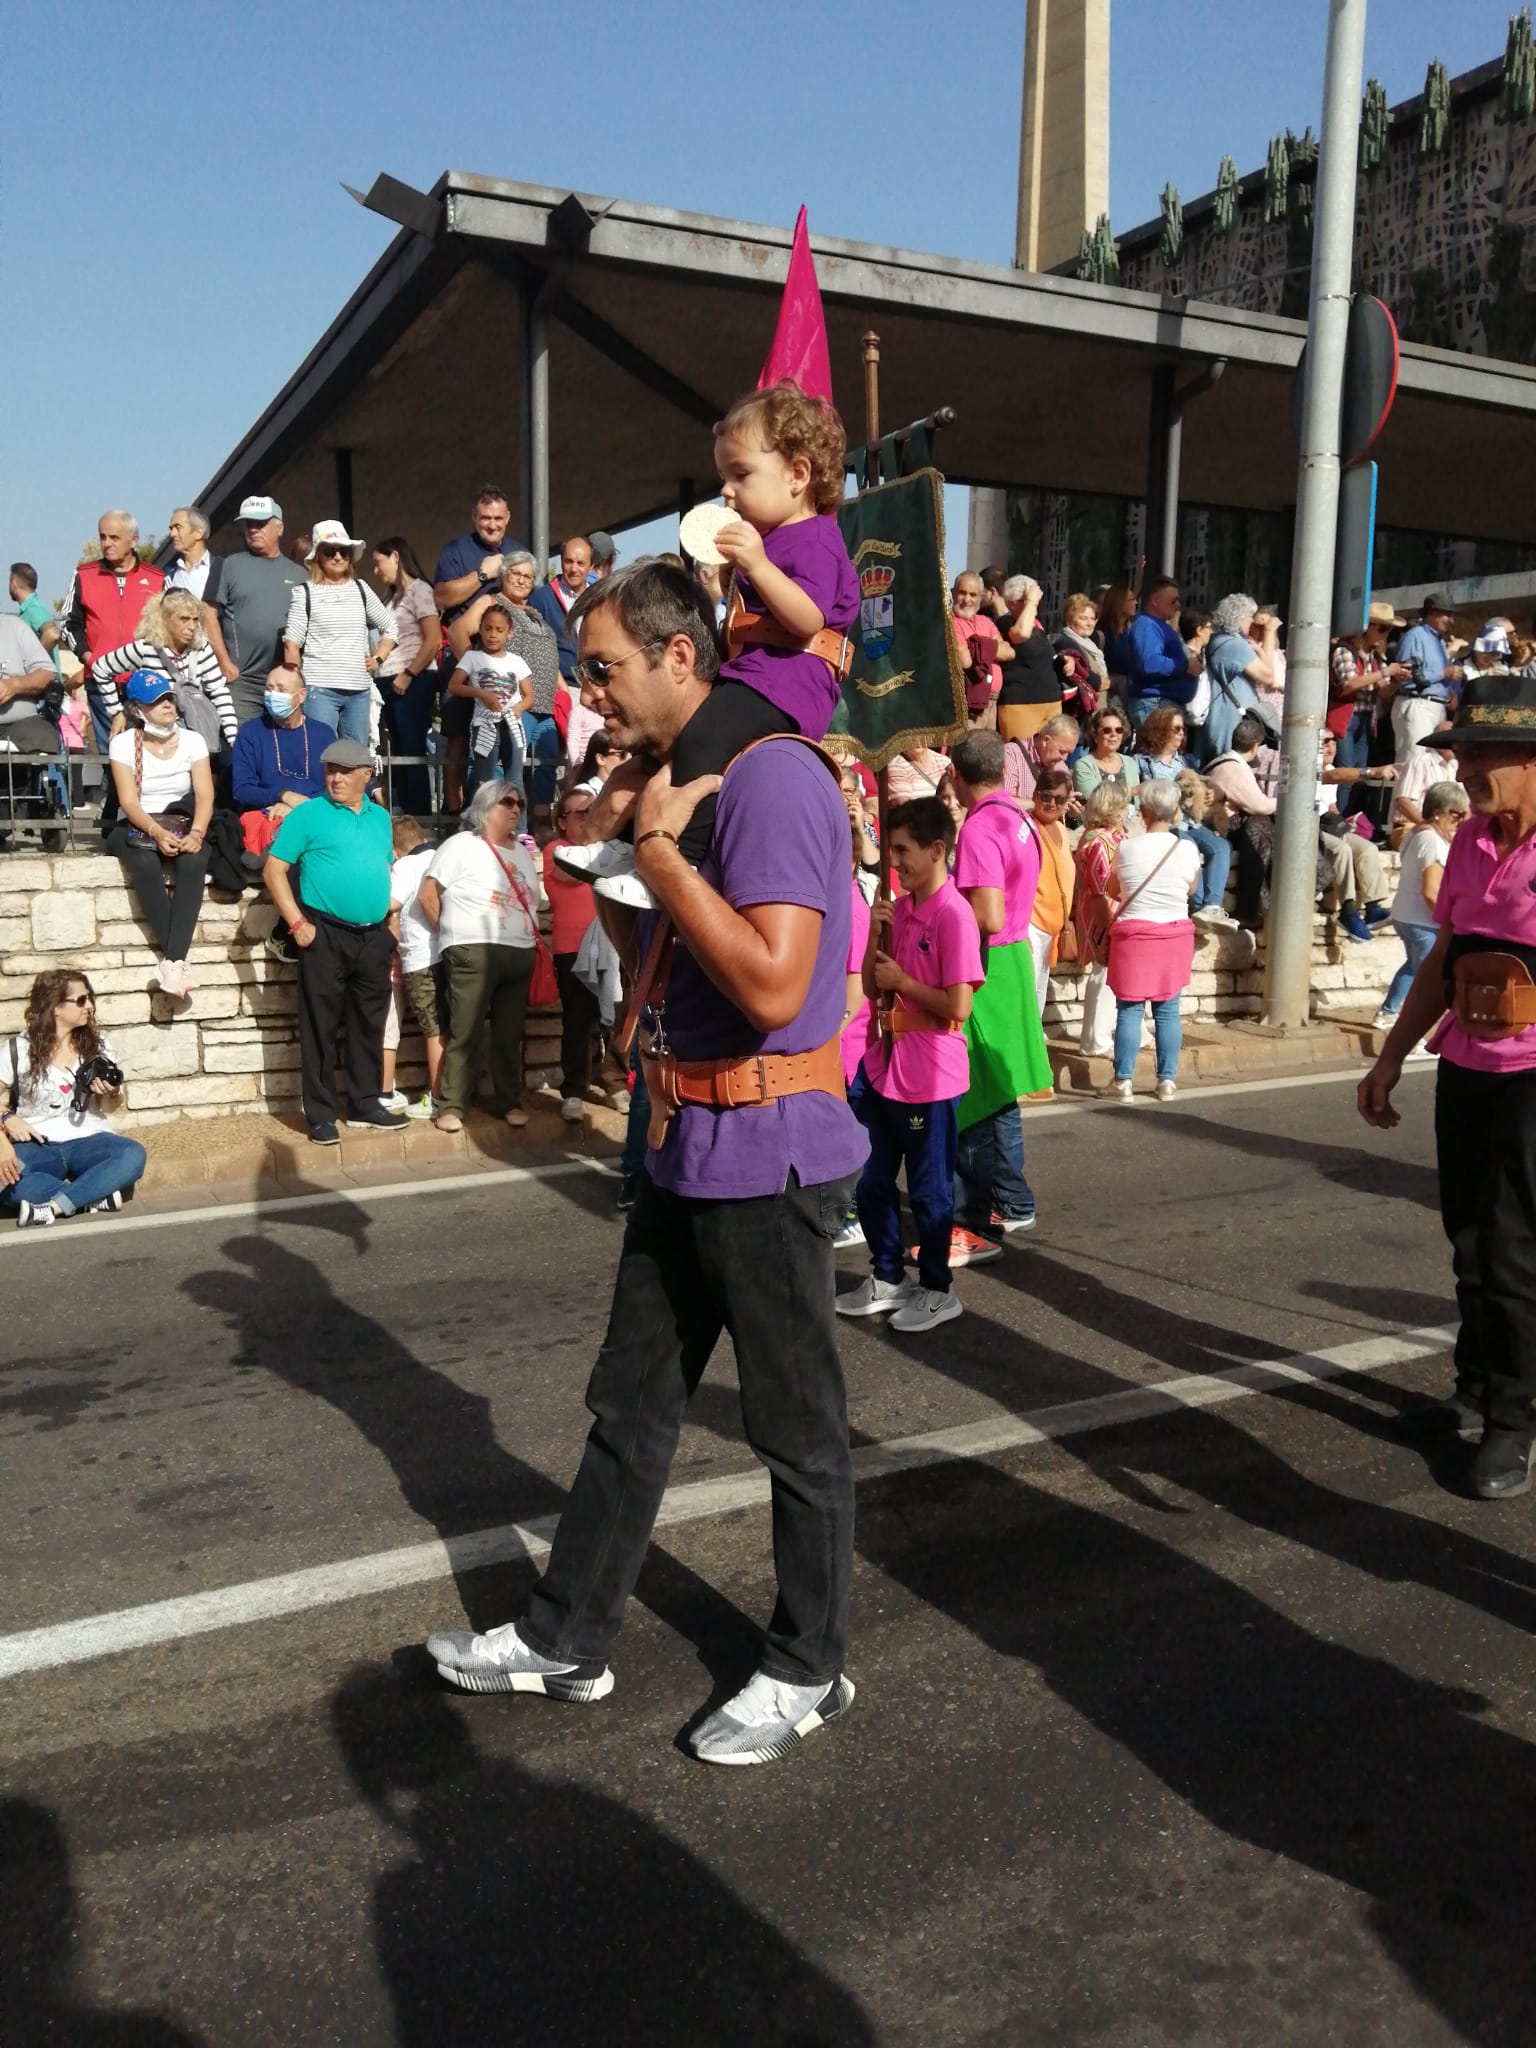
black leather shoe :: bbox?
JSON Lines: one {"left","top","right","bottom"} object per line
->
{"left": 1400, "top": 1391, "right": 1485, "bottom": 1443}
{"left": 1471, "top": 1430, "right": 1536, "bottom": 1500}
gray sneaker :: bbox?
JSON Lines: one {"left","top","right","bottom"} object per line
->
{"left": 690, "top": 1669, "right": 856, "bottom": 1767}
{"left": 425, "top": 1619, "right": 614, "bottom": 1702}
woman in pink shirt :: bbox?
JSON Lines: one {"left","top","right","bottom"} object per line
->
{"left": 1360, "top": 676, "right": 1536, "bottom": 1499}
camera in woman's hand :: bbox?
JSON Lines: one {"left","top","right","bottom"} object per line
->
{"left": 74, "top": 1055, "right": 124, "bottom": 1095}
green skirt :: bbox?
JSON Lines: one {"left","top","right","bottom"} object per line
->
{"left": 958, "top": 937, "right": 1053, "bottom": 1130}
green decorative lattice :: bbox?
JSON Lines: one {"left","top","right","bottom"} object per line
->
{"left": 1264, "top": 134, "right": 1290, "bottom": 222}
{"left": 1419, "top": 60, "right": 1450, "bottom": 154}
{"left": 1360, "top": 79, "right": 1389, "bottom": 172}
{"left": 1074, "top": 213, "right": 1119, "bottom": 285}
{"left": 1212, "top": 155, "right": 1240, "bottom": 234}
{"left": 1504, "top": 8, "right": 1535, "bottom": 120}
{"left": 1159, "top": 182, "right": 1183, "bottom": 268}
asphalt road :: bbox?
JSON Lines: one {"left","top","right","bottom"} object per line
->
{"left": 5, "top": 1068, "right": 1535, "bottom": 2047}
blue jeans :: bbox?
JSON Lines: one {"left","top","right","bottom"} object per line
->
{"left": 523, "top": 711, "right": 560, "bottom": 808}
{"left": 1114, "top": 995, "right": 1182, "bottom": 1084}
{"left": 1382, "top": 919, "right": 1437, "bottom": 1014}
{"left": 304, "top": 686, "right": 371, "bottom": 746}
{"left": 1, "top": 1131, "right": 146, "bottom": 1216}
{"left": 1183, "top": 820, "right": 1231, "bottom": 912}
{"left": 954, "top": 1102, "right": 1035, "bottom": 1239}
{"left": 1334, "top": 704, "right": 1374, "bottom": 771}
{"left": 850, "top": 1068, "right": 958, "bottom": 1292}
{"left": 378, "top": 669, "right": 437, "bottom": 814}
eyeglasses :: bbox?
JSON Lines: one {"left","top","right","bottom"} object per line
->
{"left": 571, "top": 642, "right": 662, "bottom": 691}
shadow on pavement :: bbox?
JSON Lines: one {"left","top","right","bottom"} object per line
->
{"left": 0, "top": 1798, "right": 205, "bottom": 2046}
{"left": 1150, "top": 1106, "right": 1442, "bottom": 1212}
{"left": 856, "top": 1455, "right": 1536, "bottom": 2045}
{"left": 180, "top": 1234, "right": 755, "bottom": 1682}
{"left": 332, "top": 1660, "right": 876, "bottom": 2046}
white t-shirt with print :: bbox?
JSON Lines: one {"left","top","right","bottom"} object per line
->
{"left": 0, "top": 1033, "right": 121, "bottom": 1139}
{"left": 458, "top": 650, "right": 531, "bottom": 753}
{"left": 426, "top": 832, "right": 539, "bottom": 951}
{"left": 390, "top": 845, "right": 440, "bottom": 974}
{"left": 1113, "top": 832, "right": 1200, "bottom": 923}
{"left": 107, "top": 727, "right": 209, "bottom": 814}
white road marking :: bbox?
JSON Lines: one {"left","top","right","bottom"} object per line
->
{"left": 0, "top": 1063, "right": 1422, "bottom": 1248}
{"left": 0, "top": 1321, "right": 1455, "bottom": 1682}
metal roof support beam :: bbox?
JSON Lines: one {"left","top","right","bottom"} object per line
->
{"left": 549, "top": 292, "right": 724, "bottom": 431}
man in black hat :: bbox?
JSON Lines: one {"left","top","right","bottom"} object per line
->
{"left": 1361, "top": 669, "right": 1536, "bottom": 1500}
{"left": 1391, "top": 595, "right": 1466, "bottom": 764}
{"left": 263, "top": 738, "right": 408, "bottom": 1144}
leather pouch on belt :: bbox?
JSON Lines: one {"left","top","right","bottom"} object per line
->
{"left": 1451, "top": 952, "right": 1536, "bottom": 1038}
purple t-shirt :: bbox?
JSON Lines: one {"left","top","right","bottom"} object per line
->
{"left": 646, "top": 737, "right": 870, "bottom": 1200}
{"left": 954, "top": 793, "right": 1041, "bottom": 948}
{"left": 721, "top": 514, "right": 859, "bottom": 742}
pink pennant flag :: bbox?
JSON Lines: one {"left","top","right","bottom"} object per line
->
{"left": 758, "top": 206, "right": 833, "bottom": 404}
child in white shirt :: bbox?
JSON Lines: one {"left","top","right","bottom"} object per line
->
{"left": 448, "top": 599, "right": 531, "bottom": 795}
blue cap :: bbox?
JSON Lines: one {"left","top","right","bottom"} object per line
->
{"left": 123, "top": 669, "right": 174, "bottom": 707}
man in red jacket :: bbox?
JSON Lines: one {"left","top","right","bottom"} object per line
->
{"left": 62, "top": 509, "right": 164, "bottom": 751}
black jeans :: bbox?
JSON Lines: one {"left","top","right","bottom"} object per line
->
{"left": 1436, "top": 1058, "right": 1536, "bottom": 1433}
{"left": 295, "top": 912, "right": 394, "bottom": 1125}
{"left": 523, "top": 1169, "right": 859, "bottom": 1683}
{"left": 105, "top": 823, "right": 212, "bottom": 959}
{"left": 553, "top": 952, "right": 600, "bottom": 1098}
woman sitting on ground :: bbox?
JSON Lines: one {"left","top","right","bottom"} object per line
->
{"left": 0, "top": 969, "right": 146, "bottom": 1229}
{"left": 1073, "top": 705, "right": 1141, "bottom": 802}
{"left": 417, "top": 777, "right": 543, "bottom": 1136}
{"left": 92, "top": 590, "right": 239, "bottom": 753}
{"left": 106, "top": 671, "right": 216, "bottom": 998}
{"left": 1104, "top": 779, "right": 1201, "bottom": 1103}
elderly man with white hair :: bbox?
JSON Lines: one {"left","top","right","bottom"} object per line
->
{"left": 61, "top": 509, "right": 164, "bottom": 754}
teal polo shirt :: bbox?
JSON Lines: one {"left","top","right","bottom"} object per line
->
{"left": 17, "top": 593, "right": 60, "bottom": 680}
{"left": 270, "top": 794, "right": 393, "bottom": 925}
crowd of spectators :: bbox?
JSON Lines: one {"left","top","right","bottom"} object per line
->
{"left": 2, "top": 487, "right": 1511, "bottom": 1177}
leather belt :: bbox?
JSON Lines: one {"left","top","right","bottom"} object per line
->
{"left": 725, "top": 591, "right": 854, "bottom": 682}
{"left": 1450, "top": 952, "right": 1536, "bottom": 1037}
{"left": 641, "top": 1032, "right": 846, "bottom": 1110}
{"left": 888, "top": 1005, "right": 963, "bottom": 1036}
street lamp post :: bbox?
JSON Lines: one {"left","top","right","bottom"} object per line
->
{"left": 1262, "top": 0, "right": 1370, "bottom": 1028}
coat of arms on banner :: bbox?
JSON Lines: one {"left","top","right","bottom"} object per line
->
{"left": 859, "top": 559, "right": 895, "bottom": 660}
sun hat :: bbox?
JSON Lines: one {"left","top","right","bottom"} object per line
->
{"left": 1474, "top": 621, "right": 1513, "bottom": 656}
{"left": 1424, "top": 670, "right": 1536, "bottom": 747}
{"left": 1367, "top": 599, "right": 1404, "bottom": 628}
{"left": 306, "top": 519, "right": 365, "bottom": 562}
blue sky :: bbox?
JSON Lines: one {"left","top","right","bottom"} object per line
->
{"left": 3, "top": 0, "right": 1512, "bottom": 603}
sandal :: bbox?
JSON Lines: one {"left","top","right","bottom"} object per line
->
{"left": 433, "top": 1112, "right": 464, "bottom": 1134}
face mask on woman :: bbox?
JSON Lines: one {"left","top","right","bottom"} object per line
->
{"left": 264, "top": 691, "right": 294, "bottom": 720}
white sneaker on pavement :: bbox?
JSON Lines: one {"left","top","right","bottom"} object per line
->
{"left": 689, "top": 1669, "right": 856, "bottom": 1766}
{"left": 1155, "top": 1078, "right": 1178, "bottom": 1102}
{"left": 835, "top": 1274, "right": 918, "bottom": 1317}
{"left": 425, "top": 1619, "right": 614, "bottom": 1701}
{"left": 889, "top": 1287, "right": 963, "bottom": 1334}
{"left": 1100, "top": 1079, "right": 1134, "bottom": 1102}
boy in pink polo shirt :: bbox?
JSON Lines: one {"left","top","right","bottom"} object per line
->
{"left": 836, "top": 796, "right": 984, "bottom": 1335}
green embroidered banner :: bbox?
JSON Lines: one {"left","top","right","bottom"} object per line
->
{"left": 827, "top": 468, "right": 967, "bottom": 772}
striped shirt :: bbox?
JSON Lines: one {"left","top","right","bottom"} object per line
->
{"left": 91, "top": 637, "right": 238, "bottom": 745}
{"left": 283, "top": 579, "right": 397, "bottom": 694}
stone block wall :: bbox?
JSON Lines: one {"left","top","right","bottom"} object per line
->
{"left": 0, "top": 855, "right": 564, "bottom": 1126}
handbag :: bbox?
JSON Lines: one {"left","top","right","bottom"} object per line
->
{"left": 124, "top": 728, "right": 194, "bottom": 848}
{"left": 495, "top": 847, "right": 560, "bottom": 1007}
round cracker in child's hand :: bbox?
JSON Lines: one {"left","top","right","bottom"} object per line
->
{"left": 678, "top": 502, "right": 737, "bottom": 567}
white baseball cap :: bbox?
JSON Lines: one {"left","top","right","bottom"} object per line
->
{"left": 238, "top": 495, "right": 282, "bottom": 523}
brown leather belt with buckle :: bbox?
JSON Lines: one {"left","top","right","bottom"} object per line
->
{"left": 641, "top": 1033, "right": 846, "bottom": 1111}
{"left": 1450, "top": 951, "right": 1536, "bottom": 1037}
{"left": 725, "top": 592, "right": 854, "bottom": 682}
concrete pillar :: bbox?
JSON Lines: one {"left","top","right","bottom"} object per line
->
{"left": 1015, "top": 0, "right": 1110, "bottom": 273}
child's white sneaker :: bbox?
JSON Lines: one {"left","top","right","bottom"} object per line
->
{"left": 553, "top": 840, "right": 638, "bottom": 884}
